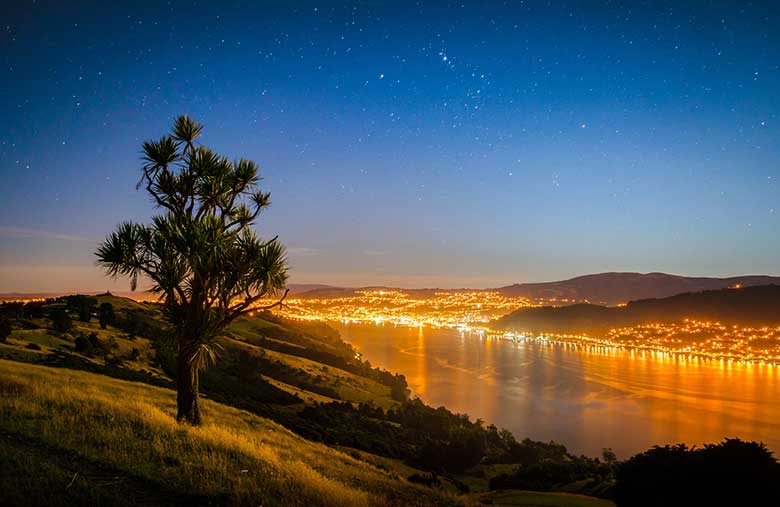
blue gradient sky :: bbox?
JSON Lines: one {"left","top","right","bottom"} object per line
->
{"left": 1, "top": 1, "right": 779, "bottom": 292}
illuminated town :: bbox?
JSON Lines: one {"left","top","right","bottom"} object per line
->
{"left": 267, "top": 289, "right": 536, "bottom": 328}
{"left": 7, "top": 290, "right": 779, "bottom": 365}
{"left": 500, "top": 320, "right": 780, "bottom": 365}
{"left": 261, "top": 291, "right": 780, "bottom": 365}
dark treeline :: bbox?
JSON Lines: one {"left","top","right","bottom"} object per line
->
{"left": 615, "top": 439, "right": 780, "bottom": 506}
{"left": 285, "top": 398, "right": 605, "bottom": 481}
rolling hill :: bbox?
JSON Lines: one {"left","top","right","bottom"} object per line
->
{"left": 493, "top": 284, "right": 780, "bottom": 334}
{"left": 287, "top": 272, "right": 780, "bottom": 307}
{"left": 495, "top": 272, "right": 780, "bottom": 306}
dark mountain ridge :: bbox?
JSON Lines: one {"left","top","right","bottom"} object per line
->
{"left": 291, "top": 272, "right": 780, "bottom": 305}
{"left": 495, "top": 272, "right": 780, "bottom": 305}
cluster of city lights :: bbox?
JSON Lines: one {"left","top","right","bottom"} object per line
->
{"left": 266, "top": 289, "right": 535, "bottom": 328}
{"left": 603, "top": 320, "right": 780, "bottom": 362}
{"left": 9, "top": 291, "right": 777, "bottom": 366}
{"left": 266, "top": 292, "right": 780, "bottom": 365}
{"left": 498, "top": 320, "right": 780, "bottom": 365}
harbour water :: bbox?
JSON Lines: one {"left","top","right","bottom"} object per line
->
{"left": 338, "top": 323, "right": 780, "bottom": 458}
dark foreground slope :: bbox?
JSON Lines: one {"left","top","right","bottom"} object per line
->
{"left": 493, "top": 284, "right": 780, "bottom": 334}
{"left": 0, "top": 360, "right": 456, "bottom": 507}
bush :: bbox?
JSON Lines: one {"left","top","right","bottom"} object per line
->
{"left": 49, "top": 309, "right": 73, "bottom": 333}
{"left": 63, "top": 295, "right": 97, "bottom": 322}
{"left": 74, "top": 332, "right": 105, "bottom": 356}
{"left": 0, "top": 318, "right": 11, "bottom": 343}
{"left": 74, "top": 334, "right": 89, "bottom": 353}
{"left": 408, "top": 472, "right": 440, "bottom": 487}
{"left": 615, "top": 439, "right": 780, "bottom": 506}
{"left": 98, "top": 302, "right": 115, "bottom": 329}
{"left": 490, "top": 457, "right": 605, "bottom": 491}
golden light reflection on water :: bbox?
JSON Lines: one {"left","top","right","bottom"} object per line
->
{"left": 338, "top": 323, "right": 780, "bottom": 458}
{"left": 416, "top": 326, "right": 426, "bottom": 397}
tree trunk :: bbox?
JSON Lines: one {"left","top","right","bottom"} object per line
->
{"left": 176, "top": 350, "right": 201, "bottom": 425}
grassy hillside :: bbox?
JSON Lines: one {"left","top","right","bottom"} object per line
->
{"left": 477, "top": 490, "right": 614, "bottom": 507}
{"left": 0, "top": 294, "right": 401, "bottom": 409}
{"left": 0, "top": 359, "right": 457, "bottom": 507}
{"left": 0, "top": 294, "right": 616, "bottom": 505}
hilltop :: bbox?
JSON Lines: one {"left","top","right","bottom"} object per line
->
{"left": 282, "top": 272, "right": 780, "bottom": 307}
{"left": 9, "top": 272, "right": 780, "bottom": 308}
{"left": 494, "top": 272, "right": 780, "bottom": 306}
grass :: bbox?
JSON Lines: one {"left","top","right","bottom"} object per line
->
{"left": 0, "top": 359, "right": 459, "bottom": 507}
{"left": 3, "top": 300, "right": 398, "bottom": 410}
{"left": 1, "top": 436, "right": 123, "bottom": 506}
{"left": 479, "top": 490, "right": 615, "bottom": 507}
{"left": 227, "top": 336, "right": 398, "bottom": 408}
{"left": 458, "top": 463, "right": 518, "bottom": 492}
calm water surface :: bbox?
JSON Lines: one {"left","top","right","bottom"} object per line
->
{"left": 337, "top": 323, "right": 780, "bottom": 458}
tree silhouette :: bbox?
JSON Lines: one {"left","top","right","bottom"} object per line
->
{"left": 98, "top": 302, "right": 115, "bottom": 329}
{"left": 0, "top": 318, "right": 11, "bottom": 343}
{"left": 50, "top": 309, "right": 73, "bottom": 333}
{"left": 95, "top": 115, "right": 288, "bottom": 424}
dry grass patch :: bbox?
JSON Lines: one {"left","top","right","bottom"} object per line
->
{"left": 0, "top": 359, "right": 457, "bottom": 507}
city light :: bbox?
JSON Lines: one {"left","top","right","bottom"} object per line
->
{"left": 258, "top": 292, "right": 780, "bottom": 366}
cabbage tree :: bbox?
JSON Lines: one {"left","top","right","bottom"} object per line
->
{"left": 96, "top": 115, "right": 288, "bottom": 424}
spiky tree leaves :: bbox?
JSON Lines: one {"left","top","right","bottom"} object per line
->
{"left": 96, "top": 115, "right": 288, "bottom": 424}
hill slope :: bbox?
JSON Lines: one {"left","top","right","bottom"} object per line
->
{"left": 0, "top": 293, "right": 616, "bottom": 505}
{"left": 495, "top": 272, "right": 780, "bottom": 305}
{"left": 493, "top": 284, "right": 780, "bottom": 334}
{"left": 0, "top": 360, "right": 455, "bottom": 507}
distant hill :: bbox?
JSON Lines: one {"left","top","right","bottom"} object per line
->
{"left": 285, "top": 283, "right": 343, "bottom": 295}
{"left": 292, "top": 286, "right": 459, "bottom": 299}
{"left": 0, "top": 290, "right": 158, "bottom": 302}
{"left": 493, "top": 284, "right": 780, "bottom": 334}
{"left": 10, "top": 272, "right": 780, "bottom": 306}
{"left": 495, "top": 272, "right": 780, "bottom": 305}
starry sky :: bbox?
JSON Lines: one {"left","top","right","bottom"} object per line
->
{"left": 1, "top": 1, "right": 779, "bottom": 292}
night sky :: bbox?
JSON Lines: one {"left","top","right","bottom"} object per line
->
{"left": 1, "top": 1, "right": 779, "bottom": 292}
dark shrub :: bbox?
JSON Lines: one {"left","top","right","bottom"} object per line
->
{"left": 88, "top": 332, "right": 100, "bottom": 349}
{"left": 74, "top": 332, "right": 104, "bottom": 355}
{"left": 24, "top": 301, "right": 45, "bottom": 318}
{"left": 490, "top": 457, "right": 604, "bottom": 491}
{"left": 63, "top": 295, "right": 97, "bottom": 322}
{"left": 98, "top": 302, "right": 115, "bottom": 329}
{"left": 25, "top": 342, "right": 42, "bottom": 350}
{"left": 74, "top": 334, "right": 89, "bottom": 353}
{"left": 408, "top": 472, "right": 441, "bottom": 487}
{"left": 615, "top": 439, "right": 780, "bottom": 507}
{"left": 0, "top": 318, "right": 11, "bottom": 343}
{"left": 49, "top": 309, "right": 73, "bottom": 333}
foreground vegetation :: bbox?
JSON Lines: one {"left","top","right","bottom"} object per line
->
{"left": 0, "top": 360, "right": 457, "bottom": 507}
{"left": 0, "top": 294, "right": 617, "bottom": 504}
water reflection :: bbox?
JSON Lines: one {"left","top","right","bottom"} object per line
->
{"left": 338, "top": 323, "right": 780, "bottom": 458}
